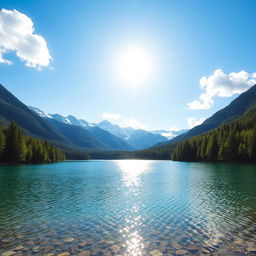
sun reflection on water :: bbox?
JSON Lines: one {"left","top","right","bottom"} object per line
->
{"left": 116, "top": 160, "right": 154, "bottom": 256}
{"left": 120, "top": 206, "right": 144, "bottom": 256}
{"left": 117, "top": 159, "right": 153, "bottom": 187}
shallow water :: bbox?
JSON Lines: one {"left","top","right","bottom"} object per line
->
{"left": 0, "top": 160, "right": 256, "bottom": 255}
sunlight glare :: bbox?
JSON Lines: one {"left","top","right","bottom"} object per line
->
{"left": 115, "top": 46, "right": 153, "bottom": 86}
{"left": 116, "top": 160, "right": 153, "bottom": 187}
{"left": 116, "top": 160, "right": 153, "bottom": 256}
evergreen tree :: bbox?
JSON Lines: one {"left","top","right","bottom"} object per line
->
{"left": 4, "top": 122, "right": 26, "bottom": 162}
{"left": 206, "top": 134, "right": 218, "bottom": 161}
{"left": 0, "top": 127, "right": 6, "bottom": 160}
{"left": 0, "top": 122, "right": 66, "bottom": 163}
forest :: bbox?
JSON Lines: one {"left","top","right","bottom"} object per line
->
{"left": 0, "top": 122, "right": 66, "bottom": 163}
{"left": 129, "top": 107, "right": 256, "bottom": 162}
{"left": 171, "top": 108, "right": 256, "bottom": 162}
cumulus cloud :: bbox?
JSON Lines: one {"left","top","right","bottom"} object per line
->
{"left": 101, "top": 112, "right": 149, "bottom": 130}
{"left": 0, "top": 9, "right": 51, "bottom": 69}
{"left": 121, "top": 118, "right": 149, "bottom": 130}
{"left": 101, "top": 112, "right": 121, "bottom": 121}
{"left": 188, "top": 69, "right": 256, "bottom": 110}
{"left": 187, "top": 117, "right": 206, "bottom": 129}
{"left": 160, "top": 132, "right": 175, "bottom": 139}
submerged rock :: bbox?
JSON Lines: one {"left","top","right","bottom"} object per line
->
{"left": 13, "top": 245, "right": 25, "bottom": 251}
{"left": 150, "top": 249, "right": 163, "bottom": 256}
{"left": 111, "top": 244, "right": 120, "bottom": 252}
{"left": 63, "top": 237, "right": 74, "bottom": 243}
{"left": 78, "top": 240, "right": 87, "bottom": 247}
{"left": 233, "top": 240, "right": 244, "bottom": 246}
{"left": 248, "top": 247, "right": 256, "bottom": 252}
{"left": 78, "top": 250, "right": 90, "bottom": 256}
{"left": 176, "top": 249, "right": 188, "bottom": 255}
{"left": 105, "top": 240, "right": 115, "bottom": 245}
{"left": 52, "top": 241, "right": 63, "bottom": 246}
{"left": 57, "top": 253, "right": 70, "bottom": 256}
{"left": 1, "top": 251, "right": 16, "bottom": 256}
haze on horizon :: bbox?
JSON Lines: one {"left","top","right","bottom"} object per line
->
{"left": 1, "top": 0, "right": 256, "bottom": 132}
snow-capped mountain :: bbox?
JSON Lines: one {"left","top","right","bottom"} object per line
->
{"left": 29, "top": 106, "right": 186, "bottom": 150}
{"left": 29, "top": 106, "right": 91, "bottom": 128}
{"left": 29, "top": 106, "right": 53, "bottom": 119}
{"left": 97, "top": 120, "right": 129, "bottom": 140}
{"left": 29, "top": 106, "right": 133, "bottom": 151}
{"left": 97, "top": 120, "right": 187, "bottom": 141}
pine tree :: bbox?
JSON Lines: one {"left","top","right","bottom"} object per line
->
{"left": 206, "top": 134, "right": 218, "bottom": 161}
{"left": 4, "top": 122, "right": 26, "bottom": 162}
{"left": 0, "top": 127, "right": 6, "bottom": 160}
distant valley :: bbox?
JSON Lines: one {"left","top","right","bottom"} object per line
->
{"left": 2, "top": 82, "right": 256, "bottom": 163}
{"left": 29, "top": 106, "right": 187, "bottom": 150}
{"left": 0, "top": 84, "right": 186, "bottom": 155}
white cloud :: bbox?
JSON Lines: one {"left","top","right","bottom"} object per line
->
{"left": 101, "top": 112, "right": 121, "bottom": 121}
{"left": 187, "top": 117, "right": 206, "bottom": 129}
{"left": 160, "top": 132, "right": 175, "bottom": 139}
{"left": 101, "top": 112, "right": 149, "bottom": 130}
{"left": 0, "top": 9, "right": 51, "bottom": 69}
{"left": 188, "top": 69, "right": 256, "bottom": 109}
{"left": 121, "top": 118, "right": 149, "bottom": 130}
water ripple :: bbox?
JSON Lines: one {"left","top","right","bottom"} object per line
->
{"left": 0, "top": 161, "right": 256, "bottom": 255}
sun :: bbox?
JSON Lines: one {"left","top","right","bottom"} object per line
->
{"left": 115, "top": 46, "right": 153, "bottom": 86}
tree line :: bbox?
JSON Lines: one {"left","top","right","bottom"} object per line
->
{"left": 0, "top": 122, "right": 66, "bottom": 163}
{"left": 128, "top": 107, "right": 256, "bottom": 163}
{"left": 171, "top": 108, "right": 256, "bottom": 162}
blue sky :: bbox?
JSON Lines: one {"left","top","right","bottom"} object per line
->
{"left": 1, "top": 0, "right": 256, "bottom": 130}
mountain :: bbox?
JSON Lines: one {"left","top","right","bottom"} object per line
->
{"left": 129, "top": 84, "right": 256, "bottom": 160}
{"left": 88, "top": 126, "right": 134, "bottom": 151}
{"left": 96, "top": 120, "right": 168, "bottom": 149}
{"left": 30, "top": 107, "right": 133, "bottom": 151}
{"left": 157, "top": 84, "right": 256, "bottom": 147}
{"left": 29, "top": 107, "right": 91, "bottom": 128}
{"left": 29, "top": 109, "right": 169, "bottom": 150}
{"left": 0, "top": 84, "right": 69, "bottom": 146}
{"left": 46, "top": 119, "right": 107, "bottom": 151}
{"left": 0, "top": 83, "right": 183, "bottom": 154}
{"left": 0, "top": 84, "right": 123, "bottom": 152}
{"left": 97, "top": 120, "right": 129, "bottom": 140}
{"left": 125, "top": 129, "right": 168, "bottom": 150}
{"left": 170, "top": 106, "right": 256, "bottom": 162}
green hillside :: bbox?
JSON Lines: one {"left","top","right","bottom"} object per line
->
{"left": 156, "top": 84, "right": 256, "bottom": 147}
{"left": 171, "top": 107, "right": 256, "bottom": 162}
{"left": 0, "top": 122, "right": 65, "bottom": 163}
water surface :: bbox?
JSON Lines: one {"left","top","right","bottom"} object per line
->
{"left": 0, "top": 160, "right": 256, "bottom": 255}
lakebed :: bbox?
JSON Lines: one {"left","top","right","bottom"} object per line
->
{"left": 0, "top": 160, "right": 256, "bottom": 255}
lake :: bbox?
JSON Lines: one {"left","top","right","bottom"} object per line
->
{"left": 0, "top": 160, "right": 256, "bottom": 256}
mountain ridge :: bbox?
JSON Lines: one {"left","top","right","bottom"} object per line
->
{"left": 154, "top": 84, "right": 256, "bottom": 148}
{"left": 0, "top": 84, "right": 131, "bottom": 152}
{"left": 30, "top": 107, "right": 179, "bottom": 149}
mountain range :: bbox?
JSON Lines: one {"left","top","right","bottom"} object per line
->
{"left": 130, "top": 84, "right": 256, "bottom": 160}
{"left": 0, "top": 84, "right": 184, "bottom": 153}
{"left": 29, "top": 106, "right": 186, "bottom": 150}
{"left": 155, "top": 83, "right": 256, "bottom": 148}
{"left": 2, "top": 81, "right": 255, "bottom": 160}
